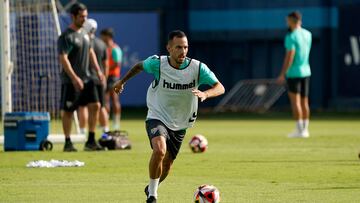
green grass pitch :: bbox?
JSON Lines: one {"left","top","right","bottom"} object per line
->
{"left": 1, "top": 113, "right": 360, "bottom": 202}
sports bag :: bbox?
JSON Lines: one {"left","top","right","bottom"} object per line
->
{"left": 98, "top": 130, "right": 131, "bottom": 150}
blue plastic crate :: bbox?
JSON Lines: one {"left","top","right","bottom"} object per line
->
{"left": 4, "top": 112, "right": 50, "bottom": 151}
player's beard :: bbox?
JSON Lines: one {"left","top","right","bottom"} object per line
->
{"left": 75, "top": 20, "right": 84, "bottom": 29}
{"left": 176, "top": 55, "right": 186, "bottom": 64}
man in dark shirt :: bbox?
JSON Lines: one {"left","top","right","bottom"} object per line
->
{"left": 58, "top": 3, "right": 105, "bottom": 152}
{"left": 78, "top": 18, "right": 110, "bottom": 134}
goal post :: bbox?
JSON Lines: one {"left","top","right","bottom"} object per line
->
{"left": 0, "top": 0, "right": 12, "bottom": 119}
{"left": 214, "top": 79, "right": 286, "bottom": 113}
{"left": 0, "top": 0, "right": 83, "bottom": 144}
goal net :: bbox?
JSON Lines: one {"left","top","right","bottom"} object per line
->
{"left": 10, "top": 0, "right": 61, "bottom": 115}
{"left": 0, "top": 0, "right": 83, "bottom": 143}
{"left": 214, "top": 79, "right": 286, "bottom": 113}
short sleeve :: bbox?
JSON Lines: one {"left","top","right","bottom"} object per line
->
{"left": 143, "top": 55, "right": 160, "bottom": 80}
{"left": 112, "top": 47, "right": 122, "bottom": 63}
{"left": 57, "top": 34, "right": 72, "bottom": 55}
{"left": 199, "top": 63, "right": 218, "bottom": 86}
{"left": 285, "top": 34, "right": 295, "bottom": 51}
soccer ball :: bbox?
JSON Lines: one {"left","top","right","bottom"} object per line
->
{"left": 189, "top": 134, "right": 208, "bottom": 153}
{"left": 193, "top": 184, "right": 220, "bottom": 203}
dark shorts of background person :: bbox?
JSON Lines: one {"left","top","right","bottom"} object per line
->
{"left": 106, "top": 76, "right": 120, "bottom": 92}
{"left": 60, "top": 80, "right": 100, "bottom": 112}
{"left": 95, "top": 84, "right": 105, "bottom": 107}
{"left": 286, "top": 77, "right": 310, "bottom": 97}
{"left": 145, "top": 119, "right": 186, "bottom": 160}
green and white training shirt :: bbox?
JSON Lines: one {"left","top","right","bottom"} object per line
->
{"left": 143, "top": 55, "right": 218, "bottom": 130}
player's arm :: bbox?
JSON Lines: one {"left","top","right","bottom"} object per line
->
{"left": 192, "top": 63, "right": 225, "bottom": 102}
{"left": 277, "top": 50, "right": 295, "bottom": 84}
{"left": 113, "top": 55, "right": 160, "bottom": 94}
{"left": 113, "top": 62, "right": 144, "bottom": 94}
{"left": 277, "top": 35, "right": 296, "bottom": 84}
{"left": 59, "top": 53, "right": 84, "bottom": 91}
{"left": 89, "top": 48, "right": 105, "bottom": 82}
{"left": 192, "top": 82, "right": 225, "bottom": 102}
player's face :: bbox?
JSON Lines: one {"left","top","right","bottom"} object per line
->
{"left": 167, "top": 37, "right": 188, "bottom": 64}
{"left": 73, "top": 10, "right": 88, "bottom": 28}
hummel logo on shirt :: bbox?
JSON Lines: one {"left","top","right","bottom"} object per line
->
{"left": 163, "top": 79, "right": 195, "bottom": 90}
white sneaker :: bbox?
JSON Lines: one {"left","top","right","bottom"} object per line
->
{"left": 301, "top": 130, "right": 310, "bottom": 138}
{"left": 288, "top": 130, "right": 309, "bottom": 138}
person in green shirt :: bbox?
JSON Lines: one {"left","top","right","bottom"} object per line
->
{"left": 277, "top": 11, "right": 312, "bottom": 138}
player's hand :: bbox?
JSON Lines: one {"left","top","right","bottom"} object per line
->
{"left": 192, "top": 89, "right": 208, "bottom": 102}
{"left": 276, "top": 74, "right": 286, "bottom": 85}
{"left": 97, "top": 70, "right": 106, "bottom": 83}
{"left": 72, "top": 76, "right": 84, "bottom": 91}
{"left": 113, "top": 80, "right": 125, "bottom": 94}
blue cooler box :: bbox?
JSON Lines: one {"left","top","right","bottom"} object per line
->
{"left": 4, "top": 112, "right": 50, "bottom": 151}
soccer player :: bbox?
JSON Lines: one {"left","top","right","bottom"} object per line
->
{"left": 100, "top": 28, "right": 123, "bottom": 130}
{"left": 113, "top": 30, "right": 225, "bottom": 203}
{"left": 78, "top": 18, "right": 110, "bottom": 133}
{"left": 58, "top": 3, "right": 105, "bottom": 151}
{"left": 277, "top": 11, "right": 312, "bottom": 138}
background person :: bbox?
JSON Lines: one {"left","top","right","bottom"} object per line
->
{"left": 58, "top": 3, "right": 105, "bottom": 151}
{"left": 100, "top": 28, "right": 123, "bottom": 130}
{"left": 78, "top": 18, "right": 110, "bottom": 134}
{"left": 277, "top": 11, "right": 312, "bottom": 138}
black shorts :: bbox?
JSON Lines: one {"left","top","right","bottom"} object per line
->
{"left": 286, "top": 77, "right": 310, "bottom": 97}
{"left": 60, "top": 81, "right": 100, "bottom": 112}
{"left": 106, "top": 76, "right": 120, "bottom": 92}
{"left": 95, "top": 84, "right": 105, "bottom": 107}
{"left": 145, "top": 119, "right": 186, "bottom": 160}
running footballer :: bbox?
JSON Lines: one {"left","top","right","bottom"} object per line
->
{"left": 113, "top": 30, "right": 225, "bottom": 203}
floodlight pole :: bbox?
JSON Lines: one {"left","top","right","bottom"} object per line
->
{"left": 1, "top": 0, "right": 12, "bottom": 120}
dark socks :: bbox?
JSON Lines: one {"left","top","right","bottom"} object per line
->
{"left": 88, "top": 132, "right": 95, "bottom": 143}
{"left": 65, "top": 137, "right": 71, "bottom": 143}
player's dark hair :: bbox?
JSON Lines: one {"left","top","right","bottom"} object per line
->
{"left": 100, "top": 28, "right": 114, "bottom": 38}
{"left": 168, "top": 30, "right": 186, "bottom": 42}
{"left": 288, "top": 11, "right": 302, "bottom": 23}
{"left": 70, "top": 2, "right": 87, "bottom": 16}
